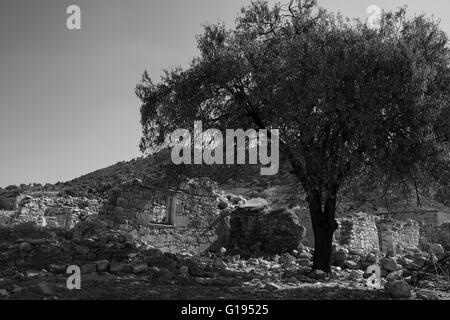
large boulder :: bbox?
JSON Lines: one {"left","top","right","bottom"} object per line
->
{"left": 229, "top": 206, "right": 305, "bottom": 256}
{"left": 334, "top": 248, "right": 349, "bottom": 264}
{"left": 381, "top": 257, "right": 402, "bottom": 272}
{"left": 413, "top": 254, "right": 428, "bottom": 268}
{"left": 429, "top": 244, "right": 445, "bottom": 257}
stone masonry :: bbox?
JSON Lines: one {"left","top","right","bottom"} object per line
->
{"left": 334, "top": 212, "right": 380, "bottom": 252}
{"left": 100, "top": 178, "right": 228, "bottom": 255}
{"left": 376, "top": 217, "right": 420, "bottom": 254}
{"left": 334, "top": 212, "right": 420, "bottom": 254}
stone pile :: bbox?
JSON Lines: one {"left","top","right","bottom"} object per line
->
{"left": 0, "top": 217, "right": 140, "bottom": 272}
{"left": 0, "top": 218, "right": 447, "bottom": 301}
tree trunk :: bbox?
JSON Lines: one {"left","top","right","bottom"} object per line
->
{"left": 308, "top": 190, "right": 339, "bottom": 273}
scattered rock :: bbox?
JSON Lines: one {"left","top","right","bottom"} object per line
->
{"left": 132, "top": 263, "right": 148, "bottom": 274}
{"left": 416, "top": 290, "right": 439, "bottom": 300}
{"left": 258, "top": 259, "right": 271, "bottom": 269}
{"left": 413, "top": 255, "right": 427, "bottom": 267}
{"left": 405, "top": 262, "right": 421, "bottom": 271}
{"left": 280, "top": 253, "right": 296, "bottom": 267}
{"left": 239, "top": 198, "right": 268, "bottom": 209}
{"left": 330, "top": 270, "right": 340, "bottom": 279}
{"left": 49, "top": 264, "right": 67, "bottom": 274}
{"left": 25, "top": 270, "right": 41, "bottom": 278}
{"left": 19, "top": 242, "right": 32, "bottom": 252}
{"left": 218, "top": 199, "right": 228, "bottom": 210}
{"left": 349, "top": 249, "right": 365, "bottom": 257}
{"left": 385, "top": 280, "right": 411, "bottom": 299}
{"left": 214, "top": 259, "right": 227, "bottom": 269}
{"left": 429, "top": 244, "right": 444, "bottom": 257}
{"left": 381, "top": 258, "right": 401, "bottom": 272}
{"left": 386, "top": 270, "right": 403, "bottom": 282}
{"left": 0, "top": 289, "right": 9, "bottom": 297}
{"left": 12, "top": 285, "right": 23, "bottom": 294}
{"left": 228, "top": 194, "right": 246, "bottom": 205}
{"left": 179, "top": 265, "right": 189, "bottom": 275}
{"left": 265, "top": 282, "right": 285, "bottom": 291}
{"left": 297, "top": 259, "right": 311, "bottom": 267}
{"left": 334, "top": 249, "right": 348, "bottom": 263}
{"left": 243, "top": 278, "right": 264, "bottom": 288}
{"left": 186, "top": 262, "right": 208, "bottom": 277}
{"left": 157, "top": 268, "right": 174, "bottom": 282}
{"left": 343, "top": 260, "right": 358, "bottom": 270}
{"left": 218, "top": 247, "right": 227, "bottom": 256}
{"left": 109, "top": 261, "right": 126, "bottom": 273}
{"left": 38, "top": 281, "right": 55, "bottom": 295}
{"left": 309, "top": 270, "right": 327, "bottom": 281}
{"left": 396, "top": 256, "right": 412, "bottom": 267}
{"left": 95, "top": 260, "right": 109, "bottom": 272}
{"left": 123, "top": 264, "right": 133, "bottom": 273}
{"left": 366, "top": 253, "right": 378, "bottom": 264}
{"left": 81, "top": 263, "right": 97, "bottom": 274}
{"left": 349, "top": 270, "right": 364, "bottom": 280}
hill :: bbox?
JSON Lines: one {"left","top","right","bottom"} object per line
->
{"left": 2, "top": 148, "right": 450, "bottom": 215}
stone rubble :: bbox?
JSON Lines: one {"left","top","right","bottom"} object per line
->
{"left": 0, "top": 188, "right": 449, "bottom": 300}
{"left": 0, "top": 237, "right": 448, "bottom": 300}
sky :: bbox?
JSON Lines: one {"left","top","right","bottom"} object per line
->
{"left": 1, "top": 0, "right": 450, "bottom": 187}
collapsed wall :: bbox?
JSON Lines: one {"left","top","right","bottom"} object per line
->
{"left": 100, "top": 178, "right": 228, "bottom": 255}
{"left": 0, "top": 194, "right": 101, "bottom": 229}
{"left": 376, "top": 218, "right": 420, "bottom": 254}
{"left": 0, "top": 221, "right": 138, "bottom": 270}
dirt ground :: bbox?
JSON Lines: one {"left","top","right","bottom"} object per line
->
{"left": 1, "top": 272, "right": 448, "bottom": 300}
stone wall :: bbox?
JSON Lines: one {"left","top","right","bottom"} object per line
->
{"left": 334, "top": 212, "right": 380, "bottom": 252}
{"left": 376, "top": 218, "right": 420, "bottom": 254}
{"left": 229, "top": 203, "right": 306, "bottom": 256}
{"left": 0, "top": 194, "right": 101, "bottom": 230}
{"left": 0, "top": 189, "right": 21, "bottom": 210}
{"left": 100, "top": 178, "right": 227, "bottom": 255}
{"left": 334, "top": 212, "right": 420, "bottom": 254}
{"left": 376, "top": 211, "right": 450, "bottom": 248}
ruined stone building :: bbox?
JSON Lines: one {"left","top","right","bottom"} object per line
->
{"left": 100, "top": 178, "right": 229, "bottom": 254}
{"left": 334, "top": 212, "right": 420, "bottom": 254}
